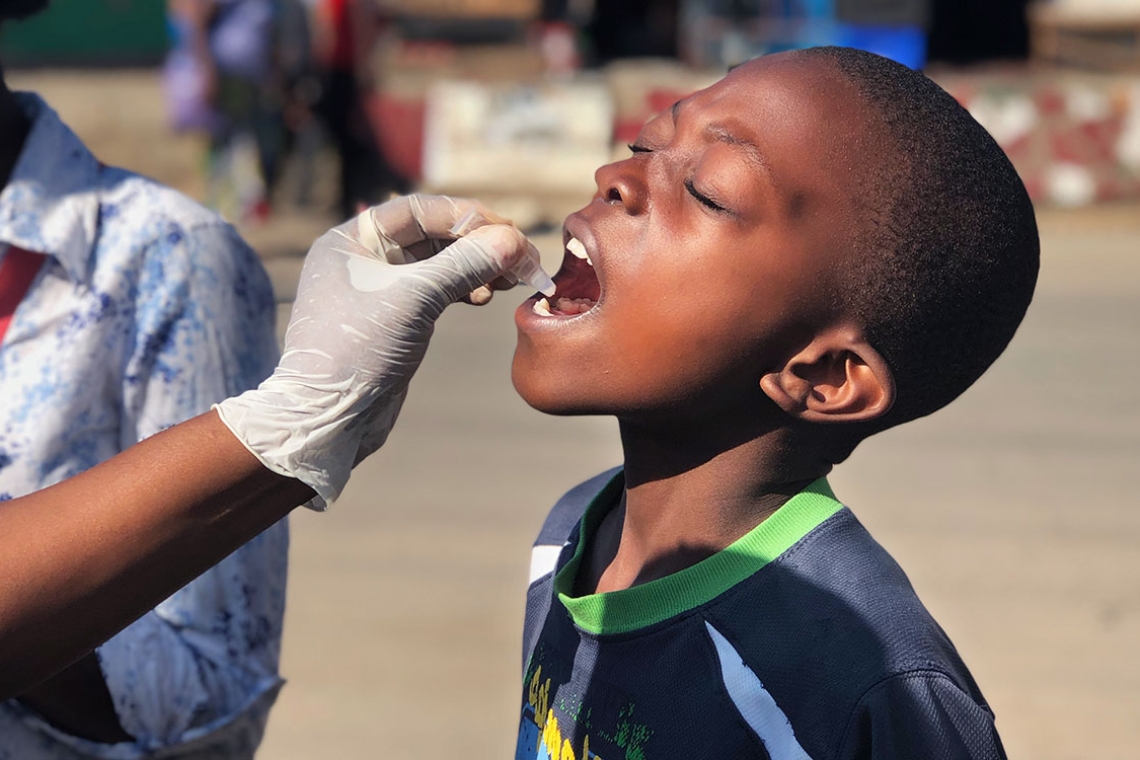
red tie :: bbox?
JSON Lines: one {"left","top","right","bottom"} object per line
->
{"left": 0, "top": 245, "right": 47, "bottom": 346}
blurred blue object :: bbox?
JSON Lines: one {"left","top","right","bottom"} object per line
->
{"left": 680, "top": 0, "right": 929, "bottom": 70}
{"left": 836, "top": 23, "right": 927, "bottom": 69}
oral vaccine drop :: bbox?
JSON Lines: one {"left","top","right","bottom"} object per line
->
{"left": 450, "top": 209, "right": 557, "bottom": 296}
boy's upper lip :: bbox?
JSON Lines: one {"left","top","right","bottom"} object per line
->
{"left": 563, "top": 213, "right": 601, "bottom": 269}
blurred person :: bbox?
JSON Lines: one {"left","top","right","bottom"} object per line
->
{"left": 276, "top": 0, "right": 324, "bottom": 207}
{"left": 0, "top": 0, "right": 288, "bottom": 755}
{"left": 164, "top": 0, "right": 285, "bottom": 223}
{"left": 0, "top": 195, "right": 533, "bottom": 714}
{"left": 513, "top": 47, "right": 1036, "bottom": 758}
{"left": 311, "top": 0, "right": 409, "bottom": 219}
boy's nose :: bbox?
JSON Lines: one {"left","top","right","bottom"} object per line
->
{"left": 594, "top": 160, "right": 647, "bottom": 215}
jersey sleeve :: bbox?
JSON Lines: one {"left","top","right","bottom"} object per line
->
{"left": 836, "top": 672, "right": 1007, "bottom": 760}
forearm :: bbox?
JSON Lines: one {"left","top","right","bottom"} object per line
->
{"left": 0, "top": 411, "right": 310, "bottom": 700}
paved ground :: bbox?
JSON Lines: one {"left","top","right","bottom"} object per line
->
{"left": 12, "top": 69, "right": 1140, "bottom": 759}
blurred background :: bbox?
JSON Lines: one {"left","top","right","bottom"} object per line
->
{"left": 3, "top": 0, "right": 1138, "bottom": 757}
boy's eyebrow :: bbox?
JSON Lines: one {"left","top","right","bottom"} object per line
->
{"left": 673, "top": 99, "right": 777, "bottom": 187}
{"left": 705, "top": 125, "right": 771, "bottom": 175}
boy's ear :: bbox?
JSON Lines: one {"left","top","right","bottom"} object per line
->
{"left": 758, "top": 326, "right": 895, "bottom": 424}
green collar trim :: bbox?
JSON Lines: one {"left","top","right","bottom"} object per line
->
{"left": 554, "top": 474, "right": 842, "bottom": 636}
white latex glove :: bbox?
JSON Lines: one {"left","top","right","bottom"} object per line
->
{"left": 215, "top": 194, "right": 534, "bottom": 507}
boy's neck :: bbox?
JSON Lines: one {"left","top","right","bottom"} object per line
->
{"left": 579, "top": 416, "right": 831, "bottom": 596}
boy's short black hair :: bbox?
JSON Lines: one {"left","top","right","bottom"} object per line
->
{"left": 0, "top": 0, "right": 48, "bottom": 23}
{"left": 800, "top": 46, "right": 1039, "bottom": 429}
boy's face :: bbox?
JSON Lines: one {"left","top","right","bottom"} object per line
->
{"left": 513, "top": 54, "right": 873, "bottom": 419}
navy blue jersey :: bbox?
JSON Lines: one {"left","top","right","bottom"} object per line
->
{"left": 516, "top": 470, "right": 1005, "bottom": 760}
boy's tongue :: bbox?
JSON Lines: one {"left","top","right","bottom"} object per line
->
{"left": 551, "top": 255, "right": 600, "bottom": 304}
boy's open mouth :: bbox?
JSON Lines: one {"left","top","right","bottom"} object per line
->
{"left": 532, "top": 235, "right": 601, "bottom": 318}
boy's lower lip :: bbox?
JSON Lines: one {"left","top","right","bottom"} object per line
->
{"left": 514, "top": 294, "right": 599, "bottom": 333}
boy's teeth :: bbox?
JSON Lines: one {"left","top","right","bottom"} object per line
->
{"left": 531, "top": 296, "right": 596, "bottom": 318}
{"left": 566, "top": 237, "right": 593, "bottom": 267}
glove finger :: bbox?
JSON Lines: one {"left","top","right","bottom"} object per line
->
{"left": 351, "top": 206, "right": 409, "bottom": 264}
{"left": 356, "top": 195, "right": 479, "bottom": 264}
{"left": 415, "top": 224, "right": 530, "bottom": 304}
{"left": 384, "top": 194, "right": 493, "bottom": 250}
{"left": 465, "top": 284, "right": 495, "bottom": 306}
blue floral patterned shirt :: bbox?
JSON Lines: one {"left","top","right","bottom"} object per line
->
{"left": 0, "top": 94, "right": 288, "bottom": 759}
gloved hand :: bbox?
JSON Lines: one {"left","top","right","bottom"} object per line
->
{"left": 215, "top": 194, "right": 534, "bottom": 507}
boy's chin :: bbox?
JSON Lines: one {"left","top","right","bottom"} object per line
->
{"left": 511, "top": 362, "right": 602, "bottom": 416}
{"left": 511, "top": 376, "right": 590, "bottom": 416}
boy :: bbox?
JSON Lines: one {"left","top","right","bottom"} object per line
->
{"left": 511, "top": 48, "right": 1037, "bottom": 759}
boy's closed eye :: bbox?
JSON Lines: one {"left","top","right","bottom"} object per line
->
{"left": 626, "top": 143, "right": 733, "bottom": 215}
{"left": 683, "top": 178, "right": 728, "bottom": 213}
